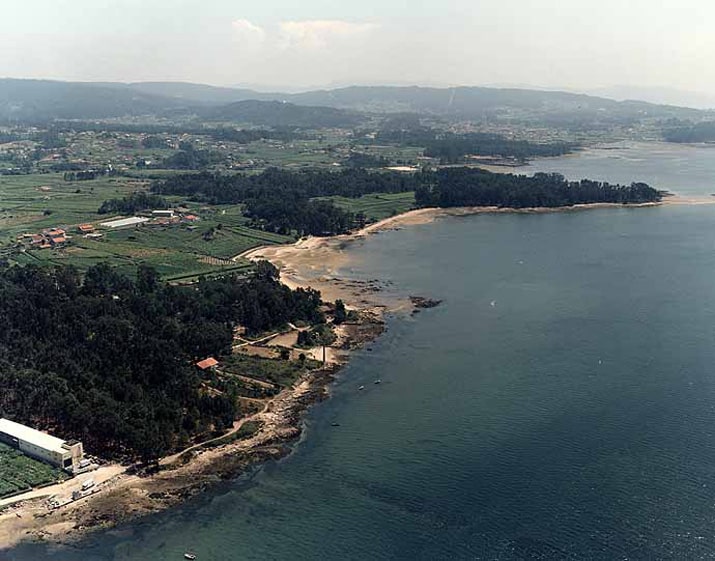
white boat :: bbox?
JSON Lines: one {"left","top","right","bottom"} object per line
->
{"left": 184, "top": 553, "right": 197, "bottom": 560}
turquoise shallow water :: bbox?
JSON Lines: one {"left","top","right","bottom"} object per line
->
{"left": 8, "top": 144, "right": 715, "bottom": 560}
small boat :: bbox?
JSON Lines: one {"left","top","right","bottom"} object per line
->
{"left": 374, "top": 379, "right": 381, "bottom": 385}
{"left": 358, "top": 385, "right": 365, "bottom": 391}
{"left": 331, "top": 422, "right": 340, "bottom": 427}
{"left": 184, "top": 553, "right": 197, "bottom": 560}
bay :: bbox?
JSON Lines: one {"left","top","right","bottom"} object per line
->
{"left": 514, "top": 140, "right": 715, "bottom": 197}
{"left": 8, "top": 143, "right": 715, "bottom": 560}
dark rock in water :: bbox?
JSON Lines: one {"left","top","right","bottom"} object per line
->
{"left": 410, "top": 296, "right": 442, "bottom": 309}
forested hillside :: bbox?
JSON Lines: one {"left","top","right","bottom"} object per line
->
{"left": 663, "top": 121, "right": 715, "bottom": 143}
{"left": 0, "top": 262, "right": 322, "bottom": 461}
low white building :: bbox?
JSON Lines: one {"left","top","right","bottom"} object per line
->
{"left": 151, "top": 209, "right": 174, "bottom": 218}
{"left": 99, "top": 216, "right": 149, "bottom": 229}
{"left": 0, "top": 419, "right": 84, "bottom": 472}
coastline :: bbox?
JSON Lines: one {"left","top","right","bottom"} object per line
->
{"left": 235, "top": 199, "right": 676, "bottom": 310}
{"left": 1, "top": 195, "right": 706, "bottom": 551}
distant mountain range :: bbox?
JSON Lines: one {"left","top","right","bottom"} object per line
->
{"left": 0, "top": 78, "right": 709, "bottom": 126}
{"left": 586, "top": 86, "right": 715, "bottom": 111}
{"left": 200, "top": 99, "right": 362, "bottom": 128}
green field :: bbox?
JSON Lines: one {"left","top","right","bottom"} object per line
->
{"left": 320, "top": 191, "right": 416, "bottom": 221}
{"left": 0, "top": 173, "right": 294, "bottom": 280}
{"left": 0, "top": 165, "right": 416, "bottom": 281}
{"left": 0, "top": 173, "right": 143, "bottom": 241}
{"left": 220, "top": 353, "right": 321, "bottom": 390}
{"left": 0, "top": 442, "right": 67, "bottom": 498}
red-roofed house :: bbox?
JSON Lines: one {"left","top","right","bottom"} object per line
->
{"left": 78, "top": 224, "right": 95, "bottom": 233}
{"left": 196, "top": 357, "right": 219, "bottom": 370}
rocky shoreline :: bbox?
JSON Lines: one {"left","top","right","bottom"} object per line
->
{"left": 3, "top": 198, "right": 678, "bottom": 550}
{"left": 0, "top": 308, "right": 387, "bottom": 550}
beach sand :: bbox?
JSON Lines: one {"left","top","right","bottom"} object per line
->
{"left": 2, "top": 196, "right": 704, "bottom": 550}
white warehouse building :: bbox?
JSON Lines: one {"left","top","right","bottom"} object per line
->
{"left": 0, "top": 418, "right": 84, "bottom": 472}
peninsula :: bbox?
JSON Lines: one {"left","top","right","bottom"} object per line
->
{"left": 0, "top": 164, "right": 665, "bottom": 549}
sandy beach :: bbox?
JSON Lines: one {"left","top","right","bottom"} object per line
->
{"left": 237, "top": 207, "right": 439, "bottom": 310}
{"left": 235, "top": 198, "right": 695, "bottom": 310}
{"left": 2, "top": 195, "right": 706, "bottom": 551}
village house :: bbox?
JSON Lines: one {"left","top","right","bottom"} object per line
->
{"left": 196, "top": 357, "right": 219, "bottom": 370}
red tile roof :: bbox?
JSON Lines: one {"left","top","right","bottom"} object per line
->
{"left": 196, "top": 357, "right": 219, "bottom": 370}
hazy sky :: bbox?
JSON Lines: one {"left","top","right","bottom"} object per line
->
{"left": 2, "top": 0, "right": 714, "bottom": 94}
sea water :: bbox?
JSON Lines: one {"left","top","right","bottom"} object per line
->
{"left": 8, "top": 143, "right": 715, "bottom": 560}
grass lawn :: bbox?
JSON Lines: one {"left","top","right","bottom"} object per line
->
{"left": 220, "top": 353, "right": 320, "bottom": 389}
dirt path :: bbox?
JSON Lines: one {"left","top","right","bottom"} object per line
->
{"left": 160, "top": 409, "right": 265, "bottom": 467}
{"left": 0, "top": 464, "right": 125, "bottom": 509}
{"left": 232, "top": 329, "right": 286, "bottom": 349}
{"left": 225, "top": 373, "right": 276, "bottom": 390}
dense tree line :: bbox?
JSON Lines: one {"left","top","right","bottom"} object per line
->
{"left": 63, "top": 170, "right": 110, "bottom": 181}
{"left": 154, "top": 167, "right": 659, "bottom": 233}
{"left": 344, "top": 152, "right": 390, "bottom": 168}
{"left": 141, "top": 135, "right": 169, "bottom": 149}
{"left": 415, "top": 169, "right": 661, "bottom": 208}
{"left": 152, "top": 168, "right": 424, "bottom": 235}
{"left": 361, "top": 128, "right": 575, "bottom": 162}
{"left": 0, "top": 261, "right": 323, "bottom": 461}
{"left": 153, "top": 167, "right": 422, "bottom": 203}
{"left": 162, "top": 141, "right": 225, "bottom": 170}
{"left": 663, "top": 121, "right": 715, "bottom": 143}
{"left": 245, "top": 197, "right": 355, "bottom": 235}
{"left": 98, "top": 191, "right": 168, "bottom": 215}
{"left": 423, "top": 133, "right": 574, "bottom": 163}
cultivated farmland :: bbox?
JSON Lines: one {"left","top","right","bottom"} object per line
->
{"left": 0, "top": 443, "right": 67, "bottom": 498}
